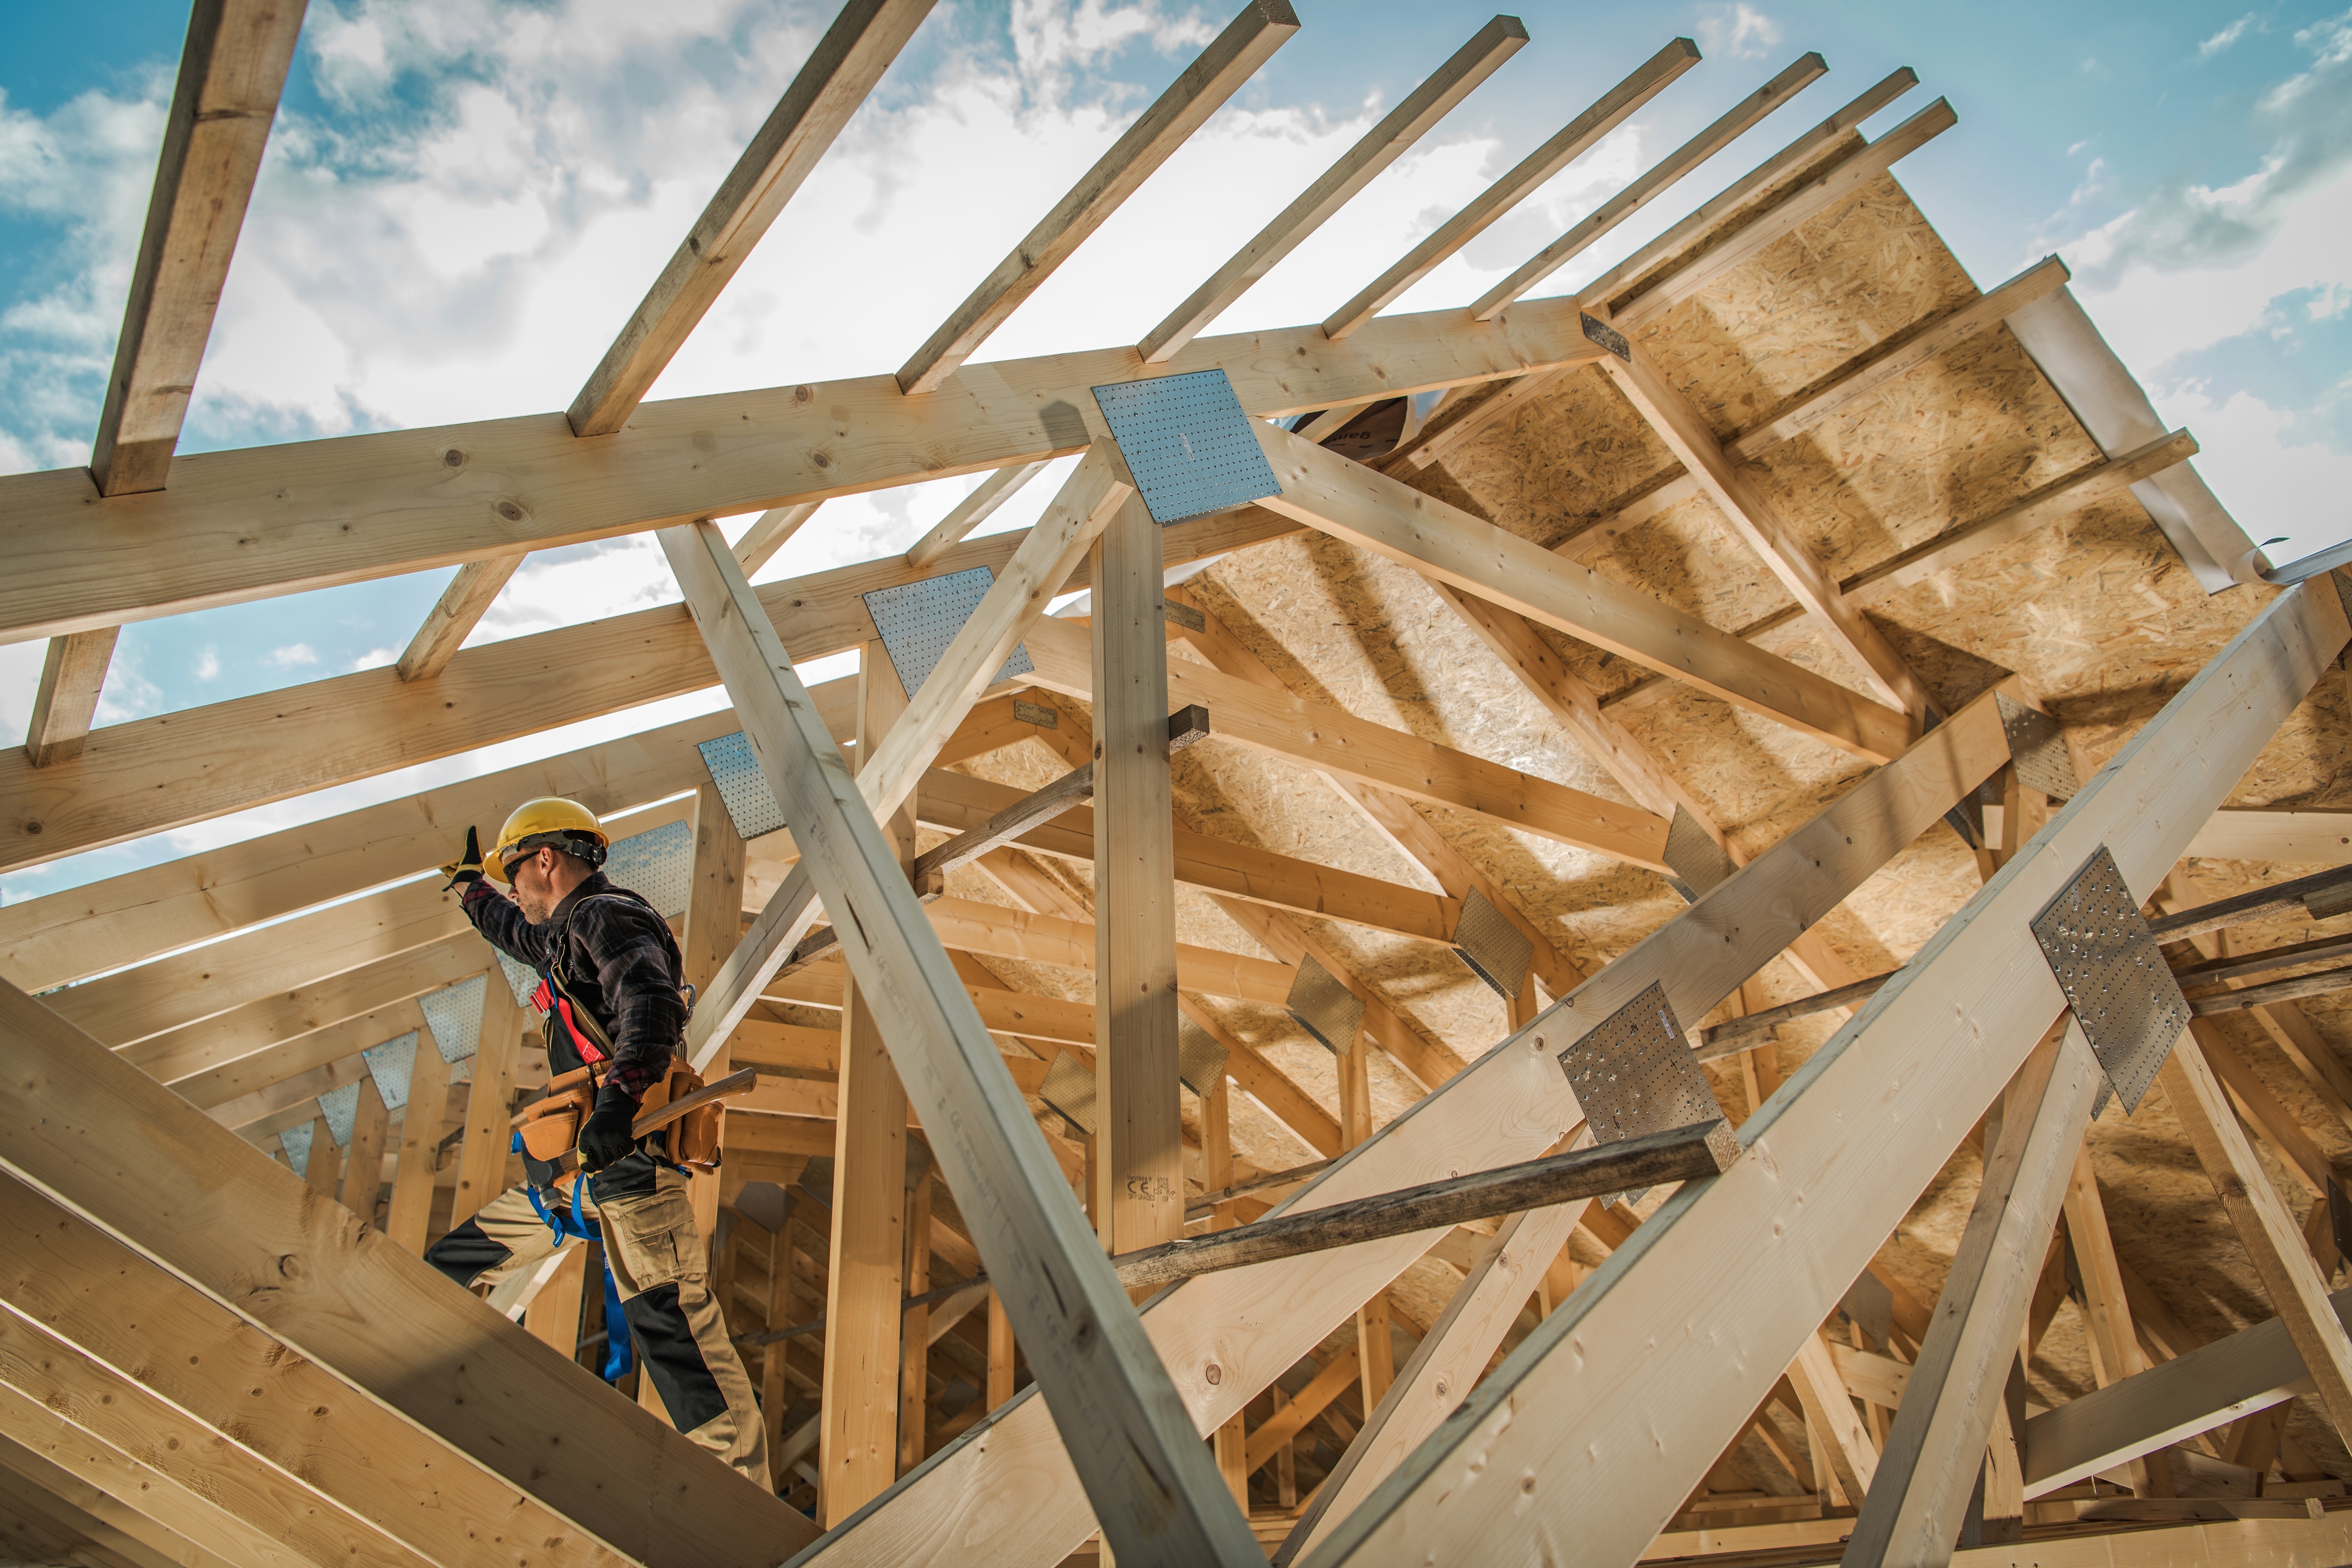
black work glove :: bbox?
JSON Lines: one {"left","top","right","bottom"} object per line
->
{"left": 577, "top": 1082, "right": 640, "bottom": 1172}
{"left": 440, "top": 826, "right": 485, "bottom": 891}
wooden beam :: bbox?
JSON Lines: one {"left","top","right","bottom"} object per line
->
{"left": 1139, "top": 14, "right": 1527, "bottom": 361}
{"left": 0, "top": 979, "right": 825, "bottom": 1564}
{"left": 1321, "top": 37, "right": 1701, "bottom": 340}
{"left": 451, "top": 969, "right": 521, "bottom": 1226}
{"left": 1605, "top": 96, "right": 1959, "bottom": 329}
{"left": 299, "top": 1111, "right": 338, "bottom": 1195}
{"left": 2159, "top": 1030, "right": 2352, "bottom": 1449}
{"left": 1843, "top": 1017, "right": 2101, "bottom": 1562}
{"left": 798, "top": 660, "right": 2015, "bottom": 1568}
{"left": 1470, "top": 52, "right": 1826, "bottom": 320}
{"left": 570, "top": 0, "right": 934, "bottom": 434}
{"left": 1724, "top": 256, "right": 2072, "bottom": 460}
{"left": 1791, "top": 1328, "right": 1879, "bottom": 1504}
{"left": 1246, "top": 1352, "right": 1359, "bottom": 1471}
{"left": 1022, "top": 614, "right": 1678, "bottom": 862}
{"left": 657, "top": 518, "right": 1262, "bottom": 1562}
{"left": 2065, "top": 1137, "right": 2149, "bottom": 1390}
{"left": 0, "top": 1428, "right": 236, "bottom": 1568}
{"left": 820, "top": 637, "right": 911, "bottom": 1523}
{"left": 904, "top": 463, "right": 1049, "bottom": 568}
{"left": 1295, "top": 581, "right": 2349, "bottom": 1565}
{"left": 2185, "top": 809, "right": 2352, "bottom": 864}
{"left": 2, "top": 291, "right": 1610, "bottom": 654}
{"left": 896, "top": 0, "right": 1299, "bottom": 393}
{"left": 383, "top": 1022, "right": 450, "bottom": 1254}
{"left": 1093, "top": 495, "right": 1185, "bottom": 1254}
{"left": 340, "top": 1075, "right": 389, "bottom": 1219}
{"left": 23, "top": 627, "right": 118, "bottom": 767}
{"left": 395, "top": 553, "right": 521, "bottom": 682}
{"left": 1572, "top": 68, "right": 1919, "bottom": 317}
{"left": 89, "top": 0, "right": 305, "bottom": 495}
{"left": 1248, "top": 419, "right": 1912, "bottom": 761}
{"left": 898, "top": 1169, "right": 932, "bottom": 1474}
{"left": 1599, "top": 338, "right": 1933, "bottom": 724}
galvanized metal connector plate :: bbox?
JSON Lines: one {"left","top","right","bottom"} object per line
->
{"left": 2030, "top": 844, "right": 2188, "bottom": 1114}
{"left": 1554, "top": 980, "right": 1726, "bottom": 1150}
{"left": 1286, "top": 954, "right": 1367, "bottom": 1055}
{"left": 1581, "top": 312, "right": 1632, "bottom": 361}
{"left": 362, "top": 1030, "right": 420, "bottom": 1111}
{"left": 420, "top": 973, "right": 488, "bottom": 1064}
{"left": 1040, "top": 1051, "right": 1098, "bottom": 1136}
{"left": 698, "top": 730, "right": 787, "bottom": 841}
{"left": 1453, "top": 888, "right": 1534, "bottom": 1001}
{"left": 280, "top": 1120, "right": 315, "bottom": 1172}
{"left": 318, "top": 1080, "right": 362, "bottom": 1147}
{"left": 607, "top": 818, "right": 694, "bottom": 920}
{"left": 1663, "top": 804, "right": 1740, "bottom": 902}
{"left": 1090, "top": 369, "right": 1282, "bottom": 526}
{"left": 1997, "top": 693, "right": 2077, "bottom": 802}
{"left": 1178, "top": 1018, "right": 1229, "bottom": 1098}
{"left": 863, "top": 565, "right": 1035, "bottom": 697}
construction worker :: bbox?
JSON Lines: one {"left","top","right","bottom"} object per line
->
{"left": 423, "top": 798, "right": 768, "bottom": 1485}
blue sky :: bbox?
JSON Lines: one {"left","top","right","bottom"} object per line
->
{"left": 2, "top": 0, "right": 2349, "bottom": 905}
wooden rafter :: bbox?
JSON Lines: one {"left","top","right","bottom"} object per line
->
{"left": 895, "top": 0, "right": 1299, "bottom": 395}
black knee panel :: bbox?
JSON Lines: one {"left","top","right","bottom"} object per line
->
{"left": 623, "top": 1283, "right": 729, "bottom": 1433}
{"left": 423, "top": 1217, "right": 512, "bottom": 1290}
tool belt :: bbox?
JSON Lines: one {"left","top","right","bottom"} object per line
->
{"left": 513, "top": 1059, "right": 722, "bottom": 1181}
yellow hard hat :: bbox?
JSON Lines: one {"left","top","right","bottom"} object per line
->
{"left": 488, "top": 797, "right": 609, "bottom": 883}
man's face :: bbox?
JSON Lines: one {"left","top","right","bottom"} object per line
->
{"left": 509, "top": 847, "right": 562, "bottom": 925}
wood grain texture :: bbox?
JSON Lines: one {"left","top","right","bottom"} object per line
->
{"left": 22, "top": 627, "right": 118, "bottom": 767}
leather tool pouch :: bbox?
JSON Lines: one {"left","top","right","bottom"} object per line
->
{"left": 641, "top": 1061, "right": 721, "bottom": 1169}
{"left": 516, "top": 1065, "right": 597, "bottom": 1161}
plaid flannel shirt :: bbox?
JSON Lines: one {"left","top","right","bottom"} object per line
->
{"left": 460, "top": 871, "right": 685, "bottom": 1101}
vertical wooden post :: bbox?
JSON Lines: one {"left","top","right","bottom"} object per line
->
{"left": 763, "top": 1206, "right": 795, "bottom": 1491}
{"left": 987, "top": 1287, "right": 1016, "bottom": 1410}
{"left": 1274, "top": 1386, "right": 1298, "bottom": 1509}
{"left": 526, "top": 1249, "right": 590, "bottom": 1358}
{"left": 453, "top": 969, "right": 523, "bottom": 1226}
{"left": 684, "top": 782, "right": 748, "bottom": 1240}
{"left": 342, "top": 1078, "right": 390, "bottom": 1222}
{"left": 302, "top": 1113, "right": 340, "bottom": 1196}
{"left": 1204, "top": 1075, "right": 1249, "bottom": 1503}
{"left": 386, "top": 1025, "right": 452, "bottom": 1253}
{"left": 1333, "top": 1027, "right": 1393, "bottom": 1408}
{"left": 1090, "top": 495, "right": 1184, "bottom": 1257}
{"left": 821, "top": 636, "right": 910, "bottom": 1525}
{"left": 2062, "top": 1143, "right": 2144, "bottom": 1387}
{"left": 898, "top": 1170, "right": 933, "bottom": 1475}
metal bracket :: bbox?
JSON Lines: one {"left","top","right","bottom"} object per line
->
{"left": 279, "top": 1120, "right": 314, "bottom": 1172}
{"left": 1089, "top": 369, "right": 1282, "bottom": 526}
{"left": 1662, "top": 805, "right": 1740, "bottom": 902}
{"left": 362, "top": 1030, "right": 420, "bottom": 1112}
{"left": 1040, "top": 1052, "right": 1098, "bottom": 1137}
{"left": 1581, "top": 312, "right": 1632, "bottom": 361}
{"left": 1554, "top": 980, "right": 1737, "bottom": 1200}
{"left": 1285, "top": 954, "right": 1366, "bottom": 1055}
{"left": 698, "top": 730, "right": 787, "bottom": 841}
{"left": 2030, "top": 844, "right": 2189, "bottom": 1114}
{"left": 317, "top": 1080, "right": 362, "bottom": 1147}
{"left": 419, "top": 973, "right": 487, "bottom": 1064}
{"left": 606, "top": 818, "right": 695, "bottom": 919}
{"left": 1178, "top": 1019, "right": 1229, "bottom": 1098}
{"left": 863, "top": 565, "right": 1035, "bottom": 697}
{"left": 1452, "top": 888, "right": 1533, "bottom": 1001}
{"left": 1997, "top": 693, "right": 2077, "bottom": 802}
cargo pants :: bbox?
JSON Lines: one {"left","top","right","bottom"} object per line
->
{"left": 425, "top": 1151, "right": 768, "bottom": 1485}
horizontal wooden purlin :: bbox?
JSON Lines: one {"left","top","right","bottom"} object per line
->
{"left": 0, "top": 511, "right": 1277, "bottom": 880}
{"left": 1250, "top": 422, "right": 1912, "bottom": 762}
{"left": 926, "top": 896, "right": 1292, "bottom": 1004}
{"left": 1017, "top": 617, "right": 1674, "bottom": 867}
{"left": 0, "top": 296, "right": 1610, "bottom": 645}
{"left": 915, "top": 768, "right": 1459, "bottom": 943}
{"left": 124, "top": 933, "right": 484, "bottom": 1089}
{"left": 179, "top": 997, "right": 424, "bottom": 1114}
{"left": 210, "top": 1048, "right": 372, "bottom": 1131}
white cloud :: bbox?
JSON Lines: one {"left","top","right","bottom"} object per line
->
{"left": 2200, "top": 12, "right": 2257, "bottom": 58}
{"left": 263, "top": 643, "right": 320, "bottom": 670}
{"left": 194, "top": 648, "right": 220, "bottom": 680}
{"left": 2153, "top": 382, "right": 2352, "bottom": 562}
{"left": 349, "top": 646, "right": 398, "bottom": 672}
{"left": 1694, "top": 4, "right": 1782, "bottom": 62}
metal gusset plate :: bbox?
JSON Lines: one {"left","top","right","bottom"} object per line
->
{"left": 863, "top": 566, "right": 1034, "bottom": 698}
{"left": 1286, "top": 955, "right": 1366, "bottom": 1055}
{"left": 1581, "top": 312, "right": 1632, "bottom": 361}
{"left": 1452, "top": 888, "right": 1533, "bottom": 1001}
{"left": 1662, "top": 804, "right": 1740, "bottom": 902}
{"left": 1997, "top": 693, "right": 2077, "bottom": 802}
{"left": 1178, "top": 1019, "right": 1229, "bottom": 1098}
{"left": 1013, "top": 698, "right": 1060, "bottom": 729}
{"left": 494, "top": 951, "right": 538, "bottom": 1013}
{"left": 698, "top": 730, "right": 787, "bottom": 841}
{"left": 318, "top": 1081, "right": 362, "bottom": 1148}
{"left": 1554, "top": 981, "right": 1734, "bottom": 1204}
{"left": 2030, "top": 845, "right": 2189, "bottom": 1115}
{"left": 362, "top": 1031, "right": 420, "bottom": 1111}
{"left": 279, "top": 1120, "right": 315, "bottom": 1173}
{"left": 607, "top": 818, "right": 694, "bottom": 919}
{"left": 1040, "top": 1051, "right": 1098, "bottom": 1136}
{"left": 1089, "top": 369, "right": 1282, "bottom": 526}
{"left": 420, "top": 973, "right": 487, "bottom": 1063}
